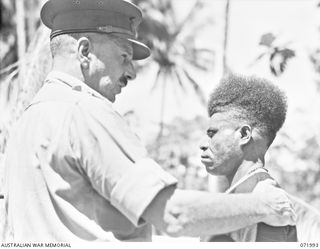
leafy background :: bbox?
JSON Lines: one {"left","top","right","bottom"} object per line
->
{"left": 1, "top": 0, "right": 320, "bottom": 241}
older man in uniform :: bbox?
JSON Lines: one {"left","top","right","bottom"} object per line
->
{"left": 3, "top": 0, "right": 295, "bottom": 241}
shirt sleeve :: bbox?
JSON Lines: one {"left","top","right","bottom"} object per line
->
{"left": 69, "top": 98, "right": 178, "bottom": 226}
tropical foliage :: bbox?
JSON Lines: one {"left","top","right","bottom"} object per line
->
{"left": 146, "top": 115, "right": 209, "bottom": 190}
{"left": 1, "top": 0, "right": 320, "bottom": 241}
{"left": 132, "top": 0, "right": 215, "bottom": 140}
{"left": 253, "top": 32, "right": 296, "bottom": 76}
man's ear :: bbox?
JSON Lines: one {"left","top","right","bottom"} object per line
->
{"left": 77, "top": 37, "right": 91, "bottom": 69}
{"left": 238, "top": 125, "right": 252, "bottom": 146}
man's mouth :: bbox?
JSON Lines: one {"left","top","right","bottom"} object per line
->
{"left": 200, "top": 155, "right": 213, "bottom": 164}
{"left": 119, "top": 77, "right": 128, "bottom": 88}
{"left": 201, "top": 154, "right": 210, "bottom": 159}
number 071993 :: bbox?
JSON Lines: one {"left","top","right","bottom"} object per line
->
{"left": 300, "top": 243, "right": 319, "bottom": 247}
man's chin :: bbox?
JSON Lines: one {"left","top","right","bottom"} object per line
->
{"left": 201, "top": 161, "right": 223, "bottom": 175}
{"left": 201, "top": 160, "right": 215, "bottom": 171}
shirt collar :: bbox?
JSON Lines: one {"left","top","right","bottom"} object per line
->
{"left": 45, "top": 70, "right": 112, "bottom": 105}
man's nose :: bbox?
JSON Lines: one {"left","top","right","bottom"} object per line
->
{"left": 124, "top": 62, "right": 136, "bottom": 80}
{"left": 200, "top": 138, "right": 209, "bottom": 151}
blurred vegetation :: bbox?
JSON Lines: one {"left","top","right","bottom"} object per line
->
{"left": 146, "top": 115, "right": 209, "bottom": 190}
{"left": 253, "top": 32, "right": 296, "bottom": 77}
{"left": 1, "top": 0, "right": 320, "bottom": 241}
{"left": 133, "top": 0, "right": 215, "bottom": 146}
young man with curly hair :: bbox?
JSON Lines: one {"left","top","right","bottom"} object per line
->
{"left": 200, "top": 74, "right": 297, "bottom": 242}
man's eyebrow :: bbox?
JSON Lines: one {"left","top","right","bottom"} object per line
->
{"left": 207, "top": 128, "right": 218, "bottom": 134}
{"left": 121, "top": 43, "right": 133, "bottom": 57}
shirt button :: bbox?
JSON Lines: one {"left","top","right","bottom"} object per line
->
{"left": 73, "top": 85, "right": 82, "bottom": 91}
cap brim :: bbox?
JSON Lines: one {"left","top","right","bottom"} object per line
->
{"left": 41, "top": 0, "right": 142, "bottom": 29}
{"left": 129, "top": 39, "right": 151, "bottom": 60}
{"left": 40, "top": 0, "right": 150, "bottom": 60}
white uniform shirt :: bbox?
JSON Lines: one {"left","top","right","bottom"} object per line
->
{"left": 3, "top": 71, "right": 177, "bottom": 241}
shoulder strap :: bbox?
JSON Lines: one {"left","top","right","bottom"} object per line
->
{"left": 226, "top": 168, "right": 297, "bottom": 241}
{"left": 226, "top": 168, "right": 272, "bottom": 194}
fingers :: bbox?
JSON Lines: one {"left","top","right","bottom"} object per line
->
{"left": 263, "top": 207, "right": 296, "bottom": 227}
{"left": 282, "top": 212, "right": 296, "bottom": 226}
{"left": 276, "top": 191, "right": 297, "bottom": 225}
{"left": 280, "top": 202, "right": 297, "bottom": 226}
{"left": 254, "top": 179, "right": 297, "bottom": 226}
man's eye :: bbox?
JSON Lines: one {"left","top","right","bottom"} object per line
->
{"left": 207, "top": 130, "right": 216, "bottom": 138}
{"left": 121, "top": 54, "right": 128, "bottom": 62}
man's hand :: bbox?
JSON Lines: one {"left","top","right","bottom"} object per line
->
{"left": 253, "top": 178, "right": 296, "bottom": 226}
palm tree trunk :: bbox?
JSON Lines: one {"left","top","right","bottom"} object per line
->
{"left": 222, "top": 0, "right": 230, "bottom": 75}
{"left": 16, "top": 0, "right": 26, "bottom": 60}
{"left": 15, "top": 0, "right": 26, "bottom": 100}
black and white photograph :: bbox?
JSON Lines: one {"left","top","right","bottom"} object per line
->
{"left": 0, "top": 0, "right": 319, "bottom": 245}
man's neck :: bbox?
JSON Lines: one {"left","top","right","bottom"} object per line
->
{"left": 228, "top": 158, "right": 265, "bottom": 188}
{"left": 52, "top": 57, "right": 84, "bottom": 83}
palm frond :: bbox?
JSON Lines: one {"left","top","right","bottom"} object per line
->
{"left": 248, "top": 52, "right": 267, "bottom": 68}
{"left": 173, "top": 0, "right": 204, "bottom": 39}
{"left": 184, "top": 47, "right": 215, "bottom": 71}
{"left": 4, "top": 69, "right": 19, "bottom": 102}
{"left": 186, "top": 60, "right": 210, "bottom": 71}
{"left": 0, "top": 25, "right": 51, "bottom": 128}
{"left": 172, "top": 69, "right": 186, "bottom": 93}
{"left": 182, "top": 68, "right": 206, "bottom": 106}
{"left": 0, "top": 61, "right": 20, "bottom": 76}
{"left": 269, "top": 47, "right": 295, "bottom": 76}
{"left": 256, "top": 33, "right": 296, "bottom": 76}
{"left": 150, "top": 67, "right": 163, "bottom": 92}
{"left": 270, "top": 63, "right": 277, "bottom": 76}
{"left": 139, "top": 14, "right": 170, "bottom": 43}
{"left": 259, "top": 33, "right": 276, "bottom": 47}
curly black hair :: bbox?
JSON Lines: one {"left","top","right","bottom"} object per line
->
{"left": 208, "top": 74, "right": 287, "bottom": 143}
